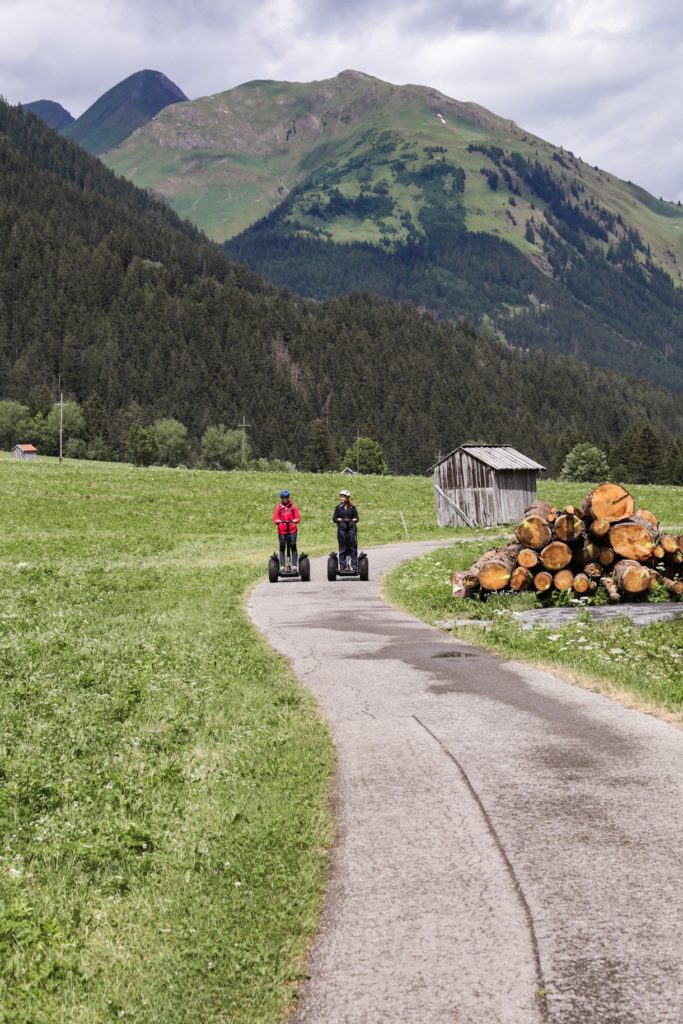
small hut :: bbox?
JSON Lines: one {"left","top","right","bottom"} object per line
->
{"left": 11, "top": 443, "right": 38, "bottom": 461}
{"left": 432, "top": 445, "right": 544, "bottom": 528}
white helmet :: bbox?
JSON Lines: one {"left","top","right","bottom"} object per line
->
{"left": 339, "top": 489, "right": 351, "bottom": 498}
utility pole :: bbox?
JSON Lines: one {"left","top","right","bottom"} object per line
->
{"left": 58, "top": 377, "right": 64, "bottom": 465}
{"left": 237, "top": 414, "right": 251, "bottom": 466}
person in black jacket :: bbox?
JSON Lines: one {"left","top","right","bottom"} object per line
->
{"left": 332, "top": 489, "right": 359, "bottom": 572}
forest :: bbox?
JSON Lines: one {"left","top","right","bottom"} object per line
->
{"left": 1, "top": 99, "right": 683, "bottom": 476}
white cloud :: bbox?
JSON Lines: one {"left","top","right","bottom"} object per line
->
{"left": 1, "top": 0, "right": 681, "bottom": 199}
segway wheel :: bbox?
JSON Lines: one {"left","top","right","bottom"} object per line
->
{"left": 268, "top": 555, "right": 280, "bottom": 583}
{"left": 327, "top": 554, "right": 338, "bottom": 581}
{"left": 359, "top": 554, "right": 369, "bottom": 581}
{"left": 299, "top": 555, "right": 311, "bottom": 582}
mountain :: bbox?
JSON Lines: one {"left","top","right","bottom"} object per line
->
{"left": 62, "top": 70, "right": 187, "bottom": 155}
{"left": 20, "top": 100, "right": 74, "bottom": 131}
{"left": 1, "top": 97, "right": 682, "bottom": 474}
{"left": 102, "top": 71, "right": 683, "bottom": 393}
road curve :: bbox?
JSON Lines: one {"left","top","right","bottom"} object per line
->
{"left": 247, "top": 541, "right": 683, "bottom": 1023}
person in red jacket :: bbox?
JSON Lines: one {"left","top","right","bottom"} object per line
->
{"left": 273, "top": 490, "right": 301, "bottom": 570}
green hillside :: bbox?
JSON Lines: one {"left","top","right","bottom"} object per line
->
{"left": 2, "top": 98, "right": 683, "bottom": 474}
{"left": 103, "top": 71, "right": 683, "bottom": 391}
{"left": 63, "top": 69, "right": 187, "bottom": 155}
{"left": 102, "top": 71, "right": 683, "bottom": 268}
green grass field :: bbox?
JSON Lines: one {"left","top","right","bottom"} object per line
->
{"left": 0, "top": 456, "right": 441, "bottom": 1024}
{"left": 1, "top": 460, "right": 681, "bottom": 1022}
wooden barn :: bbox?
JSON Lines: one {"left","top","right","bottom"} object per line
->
{"left": 11, "top": 443, "right": 38, "bottom": 461}
{"left": 432, "top": 445, "right": 544, "bottom": 528}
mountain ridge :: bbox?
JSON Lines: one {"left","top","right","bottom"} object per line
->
{"left": 20, "top": 99, "right": 74, "bottom": 131}
{"left": 62, "top": 69, "right": 187, "bottom": 155}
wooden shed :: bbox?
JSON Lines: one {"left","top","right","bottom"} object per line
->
{"left": 11, "top": 443, "right": 38, "bottom": 461}
{"left": 432, "top": 445, "right": 544, "bottom": 528}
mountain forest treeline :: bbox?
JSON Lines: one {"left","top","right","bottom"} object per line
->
{"left": 226, "top": 154, "right": 683, "bottom": 394}
{"left": 1, "top": 99, "right": 683, "bottom": 475}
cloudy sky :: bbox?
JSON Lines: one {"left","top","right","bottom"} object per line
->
{"left": 2, "top": 0, "right": 682, "bottom": 200}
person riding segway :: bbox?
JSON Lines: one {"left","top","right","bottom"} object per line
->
{"left": 328, "top": 490, "right": 368, "bottom": 580}
{"left": 333, "top": 490, "right": 358, "bottom": 572}
{"left": 269, "top": 491, "right": 310, "bottom": 582}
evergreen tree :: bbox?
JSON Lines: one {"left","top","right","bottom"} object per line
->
{"left": 303, "top": 419, "right": 336, "bottom": 472}
{"left": 630, "top": 424, "right": 663, "bottom": 484}
{"left": 661, "top": 438, "right": 683, "bottom": 485}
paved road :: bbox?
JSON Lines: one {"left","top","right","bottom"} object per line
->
{"left": 247, "top": 541, "right": 683, "bottom": 1024}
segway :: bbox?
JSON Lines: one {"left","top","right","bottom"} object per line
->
{"left": 268, "top": 523, "right": 310, "bottom": 583}
{"left": 327, "top": 521, "right": 369, "bottom": 581}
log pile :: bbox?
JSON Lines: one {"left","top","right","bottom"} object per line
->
{"left": 453, "top": 483, "right": 683, "bottom": 603}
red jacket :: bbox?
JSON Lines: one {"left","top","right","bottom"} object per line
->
{"left": 273, "top": 502, "right": 300, "bottom": 535}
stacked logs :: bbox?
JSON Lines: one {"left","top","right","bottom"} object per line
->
{"left": 453, "top": 483, "right": 683, "bottom": 602}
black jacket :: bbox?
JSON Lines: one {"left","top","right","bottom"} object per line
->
{"left": 333, "top": 502, "right": 359, "bottom": 525}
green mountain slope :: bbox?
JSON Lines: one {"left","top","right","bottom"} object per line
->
{"left": 2, "top": 98, "right": 682, "bottom": 473}
{"left": 103, "top": 71, "right": 683, "bottom": 392}
{"left": 20, "top": 99, "right": 74, "bottom": 131}
{"left": 63, "top": 69, "right": 187, "bottom": 155}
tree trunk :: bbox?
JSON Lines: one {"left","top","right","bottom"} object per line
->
{"left": 661, "top": 535, "right": 681, "bottom": 555}
{"left": 577, "top": 538, "right": 601, "bottom": 564}
{"left": 613, "top": 559, "right": 655, "bottom": 594}
{"left": 583, "top": 483, "right": 634, "bottom": 523}
{"left": 598, "top": 546, "right": 616, "bottom": 567}
{"left": 515, "top": 510, "right": 553, "bottom": 549}
{"left": 583, "top": 561, "right": 603, "bottom": 580}
{"left": 517, "top": 548, "right": 539, "bottom": 569}
{"left": 452, "top": 571, "right": 479, "bottom": 599}
{"left": 554, "top": 569, "right": 575, "bottom": 591}
{"left": 539, "top": 540, "right": 572, "bottom": 571}
{"left": 600, "top": 575, "right": 620, "bottom": 602}
{"left": 589, "top": 516, "right": 611, "bottom": 538}
{"left": 661, "top": 577, "right": 683, "bottom": 597}
{"left": 572, "top": 573, "right": 591, "bottom": 594}
{"left": 470, "top": 544, "right": 521, "bottom": 591}
{"left": 533, "top": 570, "right": 553, "bottom": 592}
{"left": 635, "top": 508, "right": 659, "bottom": 530}
{"left": 609, "top": 516, "right": 658, "bottom": 561}
{"left": 510, "top": 566, "right": 533, "bottom": 591}
{"left": 554, "top": 512, "right": 584, "bottom": 542}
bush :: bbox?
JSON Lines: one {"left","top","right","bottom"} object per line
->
{"left": 199, "top": 425, "right": 250, "bottom": 470}
{"left": 126, "top": 422, "right": 159, "bottom": 467}
{"left": 560, "top": 442, "right": 610, "bottom": 481}
{"left": 341, "top": 437, "right": 389, "bottom": 475}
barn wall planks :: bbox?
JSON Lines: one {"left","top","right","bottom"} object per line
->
{"left": 432, "top": 449, "right": 540, "bottom": 527}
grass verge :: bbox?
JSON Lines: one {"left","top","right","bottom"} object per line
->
{"left": 0, "top": 458, "right": 442, "bottom": 1024}
{"left": 384, "top": 482, "right": 683, "bottom": 724}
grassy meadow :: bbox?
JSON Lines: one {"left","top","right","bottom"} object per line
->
{"left": 1, "top": 458, "right": 681, "bottom": 1022}
{"left": 385, "top": 481, "right": 683, "bottom": 720}
{"left": 0, "top": 455, "right": 441, "bottom": 1024}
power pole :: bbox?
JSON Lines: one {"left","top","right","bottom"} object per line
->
{"left": 238, "top": 414, "right": 251, "bottom": 466}
{"left": 59, "top": 381, "right": 64, "bottom": 465}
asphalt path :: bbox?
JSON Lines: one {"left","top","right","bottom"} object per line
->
{"left": 247, "top": 541, "right": 683, "bottom": 1023}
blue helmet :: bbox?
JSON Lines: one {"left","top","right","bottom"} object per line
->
{"left": 280, "top": 490, "right": 290, "bottom": 498}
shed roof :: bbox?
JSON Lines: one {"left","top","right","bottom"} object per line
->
{"left": 13, "top": 443, "right": 38, "bottom": 453}
{"left": 432, "top": 445, "right": 544, "bottom": 472}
